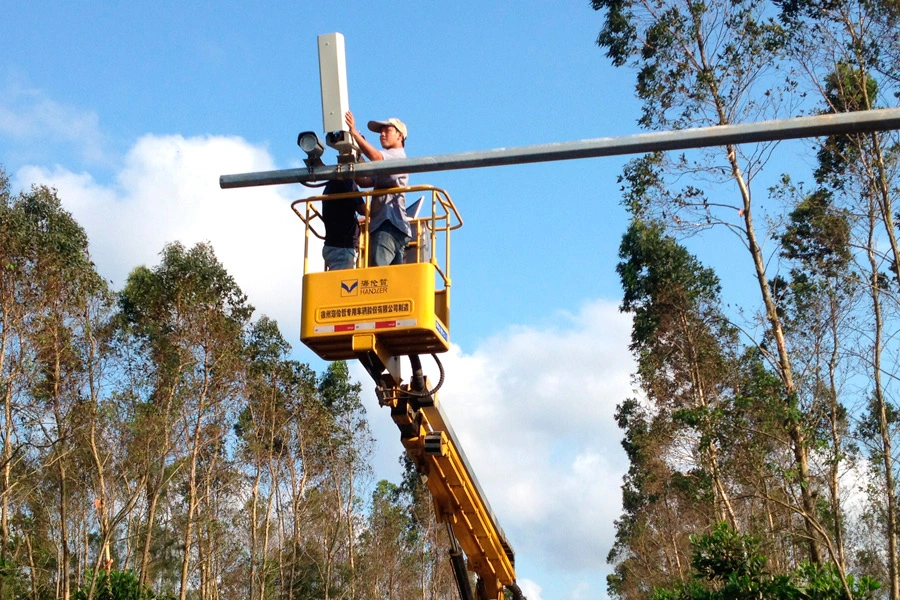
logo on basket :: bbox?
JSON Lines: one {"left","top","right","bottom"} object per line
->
{"left": 340, "top": 280, "right": 359, "bottom": 296}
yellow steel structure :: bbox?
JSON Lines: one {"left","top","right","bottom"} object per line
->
{"left": 294, "top": 185, "right": 457, "bottom": 373}
{"left": 294, "top": 185, "right": 520, "bottom": 600}
{"left": 385, "top": 386, "right": 517, "bottom": 600}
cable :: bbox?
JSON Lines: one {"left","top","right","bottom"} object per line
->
{"left": 300, "top": 181, "right": 327, "bottom": 188}
{"left": 402, "top": 353, "right": 445, "bottom": 398}
{"left": 506, "top": 582, "right": 526, "bottom": 600}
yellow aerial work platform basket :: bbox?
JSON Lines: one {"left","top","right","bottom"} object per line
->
{"left": 293, "top": 185, "right": 462, "bottom": 362}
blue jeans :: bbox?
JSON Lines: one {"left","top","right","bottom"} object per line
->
{"left": 323, "top": 245, "right": 358, "bottom": 270}
{"left": 369, "top": 223, "right": 410, "bottom": 267}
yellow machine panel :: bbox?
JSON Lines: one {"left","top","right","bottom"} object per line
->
{"left": 301, "top": 262, "right": 450, "bottom": 360}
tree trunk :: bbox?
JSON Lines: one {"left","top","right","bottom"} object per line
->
{"left": 1, "top": 376, "right": 12, "bottom": 561}
{"left": 57, "top": 461, "right": 70, "bottom": 600}
{"left": 85, "top": 310, "right": 112, "bottom": 573}
{"left": 25, "top": 531, "right": 38, "bottom": 600}
{"left": 826, "top": 289, "right": 847, "bottom": 570}
{"left": 261, "top": 459, "right": 277, "bottom": 600}
{"left": 730, "top": 145, "right": 821, "bottom": 564}
{"left": 139, "top": 477, "right": 161, "bottom": 587}
{"left": 178, "top": 469, "right": 198, "bottom": 600}
{"left": 50, "top": 330, "right": 71, "bottom": 600}
{"left": 868, "top": 130, "right": 900, "bottom": 600}
{"left": 692, "top": 14, "right": 823, "bottom": 562}
{"left": 139, "top": 378, "right": 181, "bottom": 588}
{"left": 866, "top": 203, "right": 900, "bottom": 600}
{"left": 249, "top": 468, "right": 261, "bottom": 600}
{"left": 178, "top": 419, "right": 203, "bottom": 600}
{"left": 179, "top": 362, "right": 214, "bottom": 600}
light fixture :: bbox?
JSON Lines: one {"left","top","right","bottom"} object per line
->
{"left": 297, "top": 131, "right": 325, "bottom": 168}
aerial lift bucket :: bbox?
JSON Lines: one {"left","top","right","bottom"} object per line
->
{"left": 294, "top": 185, "right": 460, "bottom": 374}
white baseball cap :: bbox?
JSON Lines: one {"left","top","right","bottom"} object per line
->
{"left": 367, "top": 118, "right": 408, "bottom": 140}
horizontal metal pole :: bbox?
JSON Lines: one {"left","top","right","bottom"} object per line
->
{"left": 220, "top": 108, "right": 900, "bottom": 189}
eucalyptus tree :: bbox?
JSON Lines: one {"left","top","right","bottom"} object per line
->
{"left": 610, "top": 218, "right": 792, "bottom": 596}
{"left": 396, "top": 455, "right": 455, "bottom": 600}
{"left": 118, "top": 242, "right": 253, "bottom": 600}
{"left": 0, "top": 166, "right": 24, "bottom": 567}
{"left": 0, "top": 171, "right": 52, "bottom": 598}
{"left": 777, "top": 0, "right": 900, "bottom": 288}
{"left": 776, "top": 3, "right": 900, "bottom": 595}
{"left": 356, "top": 458, "right": 456, "bottom": 600}
{"left": 357, "top": 480, "right": 415, "bottom": 600}
{"left": 771, "top": 175, "right": 861, "bottom": 579}
{"left": 237, "top": 316, "right": 322, "bottom": 600}
{"left": 1, "top": 183, "right": 110, "bottom": 600}
{"left": 238, "top": 316, "right": 290, "bottom": 600}
{"left": 822, "top": 71, "right": 900, "bottom": 599}
{"left": 299, "top": 361, "right": 371, "bottom": 600}
{"left": 274, "top": 358, "right": 326, "bottom": 600}
{"left": 592, "top": 0, "right": 827, "bottom": 563}
{"left": 607, "top": 394, "right": 692, "bottom": 599}
{"left": 618, "top": 218, "right": 741, "bottom": 522}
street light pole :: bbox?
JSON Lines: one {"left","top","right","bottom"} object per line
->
{"left": 220, "top": 107, "right": 900, "bottom": 189}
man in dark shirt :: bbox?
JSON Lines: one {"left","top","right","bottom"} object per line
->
{"left": 321, "top": 178, "right": 364, "bottom": 270}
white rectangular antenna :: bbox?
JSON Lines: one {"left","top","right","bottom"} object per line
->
{"left": 318, "top": 33, "right": 349, "bottom": 135}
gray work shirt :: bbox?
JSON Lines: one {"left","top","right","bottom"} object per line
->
{"left": 368, "top": 147, "right": 412, "bottom": 237}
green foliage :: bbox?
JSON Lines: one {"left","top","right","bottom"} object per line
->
{"left": 591, "top": 0, "right": 639, "bottom": 67}
{"left": 814, "top": 64, "right": 880, "bottom": 188}
{"left": 73, "top": 569, "right": 175, "bottom": 600}
{"left": 617, "top": 218, "right": 721, "bottom": 351}
{"left": 235, "top": 316, "right": 318, "bottom": 458}
{"left": 780, "top": 190, "right": 851, "bottom": 279}
{"left": 318, "top": 360, "right": 363, "bottom": 416}
{"left": 617, "top": 153, "right": 667, "bottom": 217}
{"left": 650, "top": 524, "right": 881, "bottom": 600}
{"left": 689, "top": 523, "right": 768, "bottom": 586}
{"left": 118, "top": 241, "right": 253, "bottom": 349}
{"left": 0, "top": 555, "right": 34, "bottom": 600}
{"left": 794, "top": 563, "right": 881, "bottom": 600}
{"left": 593, "top": 0, "right": 788, "bottom": 129}
{"left": 856, "top": 393, "right": 900, "bottom": 450}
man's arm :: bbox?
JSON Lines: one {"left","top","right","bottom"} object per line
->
{"left": 346, "top": 111, "right": 383, "bottom": 162}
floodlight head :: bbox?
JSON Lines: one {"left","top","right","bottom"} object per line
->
{"left": 298, "top": 131, "right": 326, "bottom": 168}
{"left": 298, "top": 131, "right": 324, "bottom": 158}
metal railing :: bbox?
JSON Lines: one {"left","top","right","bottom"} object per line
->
{"left": 291, "top": 185, "right": 463, "bottom": 287}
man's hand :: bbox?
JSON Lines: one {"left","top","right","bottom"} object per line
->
{"left": 345, "top": 109, "right": 383, "bottom": 162}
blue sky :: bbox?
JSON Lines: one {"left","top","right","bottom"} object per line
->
{"left": 2, "top": 3, "right": 652, "bottom": 599}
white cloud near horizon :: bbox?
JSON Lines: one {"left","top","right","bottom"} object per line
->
{"left": 16, "top": 133, "right": 319, "bottom": 342}
{"left": 435, "top": 302, "right": 631, "bottom": 570}
{"left": 355, "top": 298, "right": 634, "bottom": 598}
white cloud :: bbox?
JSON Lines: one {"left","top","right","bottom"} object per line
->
{"left": 355, "top": 300, "right": 634, "bottom": 597}
{"left": 1, "top": 80, "right": 109, "bottom": 165}
{"left": 519, "top": 579, "right": 543, "bottom": 600}
{"left": 568, "top": 581, "right": 593, "bottom": 600}
{"left": 16, "top": 133, "right": 318, "bottom": 342}
{"left": 438, "top": 301, "right": 632, "bottom": 571}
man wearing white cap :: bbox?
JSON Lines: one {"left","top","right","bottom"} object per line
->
{"left": 345, "top": 110, "right": 412, "bottom": 266}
